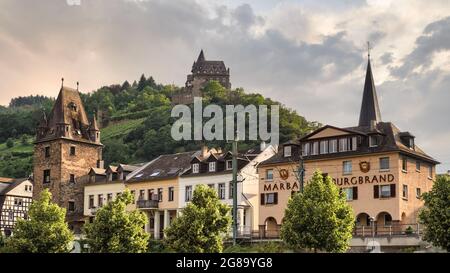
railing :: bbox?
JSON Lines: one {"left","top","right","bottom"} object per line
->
{"left": 353, "top": 223, "right": 422, "bottom": 237}
{"left": 136, "top": 199, "right": 159, "bottom": 209}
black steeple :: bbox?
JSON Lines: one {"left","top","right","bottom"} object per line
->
{"left": 197, "top": 49, "right": 205, "bottom": 62}
{"left": 358, "top": 56, "right": 382, "bottom": 127}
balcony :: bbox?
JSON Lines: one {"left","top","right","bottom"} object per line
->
{"left": 136, "top": 199, "right": 159, "bottom": 209}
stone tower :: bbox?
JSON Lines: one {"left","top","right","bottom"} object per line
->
{"left": 33, "top": 81, "right": 103, "bottom": 233}
{"left": 172, "top": 50, "right": 231, "bottom": 104}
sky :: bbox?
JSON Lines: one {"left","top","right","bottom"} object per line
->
{"left": 0, "top": 0, "right": 449, "bottom": 172}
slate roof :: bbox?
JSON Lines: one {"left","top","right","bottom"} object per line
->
{"left": 0, "top": 178, "right": 30, "bottom": 195}
{"left": 358, "top": 58, "right": 382, "bottom": 127}
{"left": 127, "top": 151, "right": 199, "bottom": 182}
{"left": 191, "top": 50, "right": 229, "bottom": 75}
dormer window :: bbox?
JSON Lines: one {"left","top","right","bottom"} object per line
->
{"left": 408, "top": 138, "right": 415, "bottom": 149}
{"left": 192, "top": 163, "right": 199, "bottom": 174}
{"left": 301, "top": 143, "right": 310, "bottom": 156}
{"left": 284, "top": 146, "right": 292, "bottom": 157}
{"left": 226, "top": 160, "right": 232, "bottom": 170}
{"left": 209, "top": 162, "right": 216, "bottom": 172}
{"left": 369, "top": 135, "right": 379, "bottom": 147}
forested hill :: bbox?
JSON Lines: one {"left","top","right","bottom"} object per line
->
{"left": 0, "top": 74, "right": 320, "bottom": 178}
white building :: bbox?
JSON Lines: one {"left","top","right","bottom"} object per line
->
{"left": 178, "top": 144, "right": 276, "bottom": 236}
{"left": 0, "top": 177, "right": 33, "bottom": 236}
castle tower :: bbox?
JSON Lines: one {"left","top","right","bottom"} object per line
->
{"left": 33, "top": 81, "right": 103, "bottom": 233}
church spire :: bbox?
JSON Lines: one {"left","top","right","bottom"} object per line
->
{"left": 358, "top": 54, "right": 382, "bottom": 127}
{"left": 197, "top": 49, "right": 205, "bottom": 62}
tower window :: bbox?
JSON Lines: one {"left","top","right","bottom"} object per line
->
{"left": 43, "top": 169, "right": 51, "bottom": 184}
{"left": 69, "top": 174, "right": 76, "bottom": 184}
{"left": 45, "top": 146, "right": 50, "bottom": 158}
{"left": 70, "top": 146, "right": 76, "bottom": 156}
{"left": 68, "top": 201, "right": 75, "bottom": 212}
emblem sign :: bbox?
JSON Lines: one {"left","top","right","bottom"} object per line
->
{"left": 279, "top": 169, "right": 289, "bottom": 180}
{"left": 359, "top": 161, "right": 370, "bottom": 173}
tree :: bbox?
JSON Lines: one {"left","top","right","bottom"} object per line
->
{"left": 20, "top": 134, "right": 28, "bottom": 145}
{"left": 83, "top": 189, "right": 149, "bottom": 253}
{"left": 165, "top": 184, "right": 231, "bottom": 253}
{"left": 419, "top": 175, "right": 450, "bottom": 251}
{"left": 6, "top": 138, "right": 14, "bottom": 148}
{"left": 281, "top": 170, "right": 354, "bottom": 253}
{"left": 5, "top": 189, "right": 73, "bottom": 253}
{"left": 137, "top": 74, "right": 147, "bottom": 91}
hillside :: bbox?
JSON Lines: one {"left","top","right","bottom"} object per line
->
{"left": 0, "top": 74, "right": 320, "bottom": 178}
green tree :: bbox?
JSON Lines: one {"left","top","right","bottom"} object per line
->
{"left": 5, "top": 189, "right": 74, "bottom": 253}
{"left": 83, "top": 189, "right": 149, "bottom": 253}
{"left": 165, "top": 184, "right": 231, "bottom": 253}
{"left": 6, "top": 138, "right": 14, "bottom": 148}
{"left": 281, "top": 170, "right": 354, "bottom": 253}
{"left": 419, "top": 175, "right": 450, "bottom": 251}
{"left": 20, "top": 134, "right": 28, "bottom": 145}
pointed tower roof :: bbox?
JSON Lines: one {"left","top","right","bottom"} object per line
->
{"left": 90, "top": 114, "right": 99, "bottom": 131}
{"left": 197, "top": 49, "right": 205, "bottom": 62}
{"left": 358, "top": 58, "right": 382, "bottom": 127}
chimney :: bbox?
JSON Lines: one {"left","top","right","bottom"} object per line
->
{"left": 201, "top": 145, "right": 209, "bottom": 158}
{"left": 260, "top": 141, "right": 266, "bottom": 151}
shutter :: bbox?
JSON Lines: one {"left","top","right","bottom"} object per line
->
{"left": 374, "top": 185, "right": 379, "bottom": 198}
{"left": 274, "top": 193, "right": 278, "bottom": 204}
{"left": 390, "top": 184, "right": 396, "bottom": 197}
{"left": 353, "top": 187, "right": 358, "bottom": 200}
{"left": 260, "top": 194, "right": 265, "bottom": 205}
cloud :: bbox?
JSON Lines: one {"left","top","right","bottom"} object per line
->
{"left": 0, "top": 0, "right": 449, "bottom": 172}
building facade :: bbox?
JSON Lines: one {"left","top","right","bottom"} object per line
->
{"left": 258, "top": 58, "right": 439, "bottom": 238}
{"left": 33, "top": 82, "right": 103, "bottom": 233}
{"left": 172, "top": 50, "right": 231, "bottom": 104}
{"left": 180, "top": 144, "right": 276, "bottom": 237}
{"left": 0, "top": 177, "right": 33, "bottom": 236}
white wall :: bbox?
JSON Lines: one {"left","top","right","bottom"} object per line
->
{"left": 83, "top": 182, "right": 125, "bottom": 216}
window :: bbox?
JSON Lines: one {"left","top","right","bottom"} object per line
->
{"left": 343, "top": 161, "right": 352, "bottom": 175}
{"left": 168, "top": 187, "right": 174, "bottom": 202}
{"left": 70, "top": 146, "right": 76, "bottom": 156}
{"left": 69, "top": 174, "right": 75, "bottom": 184}
{"left": 284, "top": 145, "right": 292, "bottom": 157}
{"left": 311, "top": 142, "right": 319, "bottom": 155}
{"left": 343, "top": 187, "right": 357, "bottom": 201}
{"left": 68, "top": 201, "right": 75, "bottom": 212}
{"left": 329, "top": 139, "right": 337, "bottom": 153}
{"left": 261, "top": 193, "right": 278, "bottom": 205}
{"left": 428, "top": 165, "right": 433, "bottom": 178}
{"left": 351, "top": 136, "right": 358, "bottom": 151}
{"left": 43, "top": 169, "right": 51, "bottom": 184}
{"left": 266, "top": 169, "right": 273, "bottom": 180}
{"left": 192, "top": 163, "right": 199, "bottom": 173}
{"left": 45, "top": 146, "right": 50, "bottom": 158}
{"left": 218, "top": 183, "right": 226, "bottom": 200}
{"left": 339, "top": 138, "right": 348, "bottom": 152}
{"left": 89, "top": 195, "right": 94, "bottom": 208}
{"left": 185, "top": 186, "right": 192, "bottom": 202}
{"left": 384, "top": 214, "right": 392, "bottom": 226}
{"left": 148, "top": 189, "right": 154, "bottom": 200}
{"left": 402, "top": 157, "right": 407, "bottom": 172}
{"left": 226, "top": 160, "right": 233, "bottom": 170}
{"left": 107, "top": 193, "right": 113, "bottom": 202}
{"left": 302, "top": 143, "right": 310, "bottom": 156}
{"left": 229, "top": 182, "right": 234, "bottom": 199}
{"left": 416, "top": 188, "right": 421, "bottom": 199}
{"left": 14, "top": 198, "right": 23, "bottom": 206}
{"left": 139, "top": 190, "right": 145, "bottom": 200}
{"left": 416, "top": 161, "right": 421, "bottom": 172}
{"left": 379, "top": 184, "right": 396, "bottom": 198}
{"left": 130, "top": 190, "right": 135, "bottom": 203}
{"left": 157, "top": 188, "right": 163, "bottom": 202}
{"left": 380, "top": 157, "right": 390, "bottom": 171}
{"left": 98, "top": 194, "right": 103, "bottom": 207}
{"left": 369, "top": 135, "right": 379, "bottom": 147}
{"left": 409, "top": 138, "right": 414, "bottom": 149}
{"left": 402, "top": 185, "right": 408, "bottom": 199}
{"left": 208, "top": 162, "right": 216, "bottom": 172}
{"left": 320, "top": 140, "right": 328, "bottom": 154}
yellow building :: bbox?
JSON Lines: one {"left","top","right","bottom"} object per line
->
{"left": 257, "top": 57, "right": 439, "bottom": 238}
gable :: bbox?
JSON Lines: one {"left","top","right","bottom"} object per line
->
{"left": 306, "top": 127, "right": 352, "bottom": 140}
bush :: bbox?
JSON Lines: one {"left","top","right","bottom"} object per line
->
{"left": 405, "top": 226, "right": 414, "bottom": 235}
{"left": 6, "top": 138, "right": 14, "bottom": 148}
